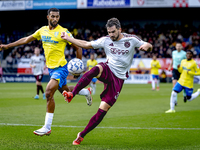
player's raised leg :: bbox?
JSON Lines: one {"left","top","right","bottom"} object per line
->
{"left": 33, "top": 79, "right": 58, "bottom": 136}
{"left": 60, "top": 85, "right": 93, "bottom": 106}
{"left": 186, "top": 89, "right": 200, "bottom": 102}
{"left": 63, "top": 65, "right": 102, "bottom": 102}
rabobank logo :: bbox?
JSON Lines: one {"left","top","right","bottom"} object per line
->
{"left": 25, "top": 0, "right": 33, "bottom": 9}
{"left": 87, "top": 0, "right": 130, "bottom": 7}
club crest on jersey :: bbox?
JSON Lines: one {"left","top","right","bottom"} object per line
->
{"left": 124, "top": 41, "right": 130, "bottom": 48}
{"left": 54, "top": 32, "right": 59, "bottom": 38}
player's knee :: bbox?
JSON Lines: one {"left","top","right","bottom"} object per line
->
{"left": 45, "top": 89, "right": 53, "bottom": 100}
{"left": 172, "top": 90, "right": 178, "bottom": 97}
{"left": 96, "top": 65, "right": 103, "bottom": 78}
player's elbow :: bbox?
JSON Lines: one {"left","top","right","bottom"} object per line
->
{"left": 82, "top": 42, "right": 93, "bottom": 49}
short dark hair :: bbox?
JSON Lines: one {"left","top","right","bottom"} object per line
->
{"left": 106, "top": 18, "right": 121, "bottom": 29}
{"left": 186, "top": 50, "right": 193, "bottom": 55}
{"left": 47, "top": 8, "right": 60, "bottom": 15}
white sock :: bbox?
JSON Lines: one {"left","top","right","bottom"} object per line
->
{"left": 78, "top": 89, "right": 89, "bottom": 96}
{"left": 170, "top": 91, "right": 177, "bottom": 110}
{"left": 90, "top": 83, "right": 94, "bottom": 89}
{"left": 175, "top": 94, "right": 178, "bottom": 102}
{"left": 93, "top": 84, "right": 96, "bottom": 94}
{"left": 44, "top": 112, "right": 54, "bottom": 130}
{"left": 157, "top": 79, "right": 159, "bottom": 88}
{"left": 152, "top": 80, "right": 155, "bottom": 89}
{"left": 188, "top": 91, "right": 200, "bottom": 101}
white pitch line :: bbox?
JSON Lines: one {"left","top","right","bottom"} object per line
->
{"left": 0, "top": 123, "right": 200, "bottom": 130}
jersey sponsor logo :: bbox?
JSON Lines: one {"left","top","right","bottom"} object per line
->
{"left": 182, "top": 66, "right": 191, "bottom": 71}
{"left": 41, "top": 36, "right": 58, "bottom": 44}
{"left": 110, "top": 48, "right": 129, "bottom": 55}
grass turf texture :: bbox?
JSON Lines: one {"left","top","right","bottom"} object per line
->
{"left": 0, "top": 83, "right": 200, "bottom": 150}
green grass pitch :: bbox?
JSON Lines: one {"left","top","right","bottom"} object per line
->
{"left": 0, "top": 82, "right": 200, "bottom": 150}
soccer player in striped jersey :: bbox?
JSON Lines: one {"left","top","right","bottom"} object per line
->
{"left": 165, "top": 50, "right": 200, "bottom": 113}
{"left": 0, "top": 8, "right": 92, "bottom": 136}
{"left": 150, "top": 55, "right": 161, "bottom": 91}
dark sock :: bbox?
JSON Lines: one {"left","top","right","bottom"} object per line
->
{"left": 39, "top": 85, "right": 44, "bottom": 93}
{"left": 72, "top": 66, "right": 100, "bottom": 96}
{"left": 80, "top": 108, "right": 107, "bottom": 138}
{"left": 37, "top": 85, "right": 39, "bottom": 95}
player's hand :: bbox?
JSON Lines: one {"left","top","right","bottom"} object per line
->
{"left": 61, "top": 32, "right": 70, "bottom": 40}
{"left": 30, "top": 65, "right": 36, "bottom": 68}
{"left": 168, "top": 66, "right": 171, "bottom": 71}
{"left": 0, "top": 44, "right": 9, "bottom": 51}
{"left": 177, "top": 64, "right": 180, "bottom": 68}
{"left": 43, "top": 65, "right": 47, "bottom": 70}
{"left": 139, "top": 43, "right": 152, "bottom": 52}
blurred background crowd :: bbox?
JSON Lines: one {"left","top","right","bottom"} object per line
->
{"left": 1, "top": 21, "right": 200, "bottom": 67}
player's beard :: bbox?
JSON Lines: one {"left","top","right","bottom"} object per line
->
{"left": 111, "top": 31, "right": 120, "bottom": 41}
{"left": 50, "top": 21, "right": 58, "bottom": 28}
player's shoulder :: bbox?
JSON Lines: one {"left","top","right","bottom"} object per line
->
{"left": 39, "top": 54, "right": 45, "bottom": 58}
{"left": 94, "top": 35, "right": 110, "bottom": 43}
{"left": 57, "top": 25, "right": 69, "bottom": 32}
{"left": 172, "top": 50, "right": 177, "bottom": 54}
{"left": 191, "top": 59, "right": 197, "bottom": 64}
{"left": 122, "top": 33, "right": 142, "bottom": 41}
{"left": 156, "top": 59, "right": 160, "bottom": 63}
{"left": 181, "top": 50, "right": 186, "bottom": 54}
{"left": 99, "top": 35, "right": 110, "bottom": 40}
{"left": 30, "top": 54, "right": 36, "bottom": 59}
{"left": 38, "top": 26, "right": 48, "bottom": 31}
{"left": 181, "top": 59, "right": 187, "bottom": 63}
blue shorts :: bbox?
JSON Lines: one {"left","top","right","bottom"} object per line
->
{"left": 48, "top": 63, "right": 69, "bottom": 89}
{"left": 152, "top": 75, "right": 159, "bottom": 80}
{"left": 92, "top": 78, "right": 97, "bottom": 83}
{"left": 173, "top": 82, "right": 193, "bottom": 96}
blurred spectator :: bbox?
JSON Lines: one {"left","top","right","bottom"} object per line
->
{"left": 6, "top": 53, "right": 13, "bottom": 67}
{"left": 160, "top": 70, "right": 167, "bottom": 83}
{"left": 136, "top": 66, "right": 142, "bottom": 74}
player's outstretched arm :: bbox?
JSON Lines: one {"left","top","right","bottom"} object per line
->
{"left": 71, "top": 44, "right": 82, "bottom": 60}
{"left": 139, "top": 43, "right": 152, "bottom": 52}
{"left": 61, "top": 32, "right": 93, "bottom": 49}
{"left": 0, "top": 35, "right": 36, "bottom": 51}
